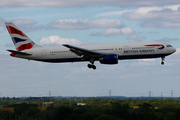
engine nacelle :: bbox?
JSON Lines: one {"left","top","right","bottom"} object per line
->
{"left": 99, "top": 54, "right": 118, "bottom": 64}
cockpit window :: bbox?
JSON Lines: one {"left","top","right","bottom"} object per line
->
{"left": 167, "top": 45, "right": 172, "bottom": 47}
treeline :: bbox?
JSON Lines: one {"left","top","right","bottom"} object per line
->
{"left": 0, "top": 98, "right": 180, "bottom": 120}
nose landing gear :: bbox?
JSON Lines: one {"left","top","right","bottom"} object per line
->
{"left": 161, "top": 57, "right": 165, "bottom": 65}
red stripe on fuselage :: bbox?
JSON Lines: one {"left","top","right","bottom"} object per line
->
{"left": 17, "top": 42, "right": 34, "bottom": 51}
{"left": 6, "top": 26, "right": 27, "bottom": 37}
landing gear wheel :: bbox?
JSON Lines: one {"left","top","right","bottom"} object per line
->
{"left": 161, "top": 61, "right": 164, "bottom": 65}
{"left": 87, "top": 64, "right": 92, "bottom": 68}
{"left": 87, "top": 64, "right": 96, "bottom": 70}
{"left": 92, "top": 65, "right": 96, "bottom": 70}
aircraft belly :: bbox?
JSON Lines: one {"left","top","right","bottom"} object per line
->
{"left": 32, "top": 52, "right": 82, "bottom": 63}
{"left": 34, "top": 57, "right": 83, "bottom": 63}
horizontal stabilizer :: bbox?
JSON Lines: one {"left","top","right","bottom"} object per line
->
{"left": 7, "top": 50, "right": 32, "bottom": 56}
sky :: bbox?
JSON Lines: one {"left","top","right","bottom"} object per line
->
{"left": 0, "top": 0, "right": 180, "bottom": 97}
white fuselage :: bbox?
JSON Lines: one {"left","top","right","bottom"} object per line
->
{"left": 13, "top": 42, "right": 176, "bottom": 63}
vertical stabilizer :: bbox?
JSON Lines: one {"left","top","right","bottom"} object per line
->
{"left": 5, "top": 22, "right": 40, "bottom": 51}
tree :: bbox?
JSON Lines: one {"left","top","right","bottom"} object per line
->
{"left": 14, "top": 103, "right": 40, "bottom": 119}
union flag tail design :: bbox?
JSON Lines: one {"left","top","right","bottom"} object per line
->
{"left": 5, "top": 22, "right": 39, "bottom": 51}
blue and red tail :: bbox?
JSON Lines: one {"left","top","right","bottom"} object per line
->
{"left": 5, "top": 22, "right": 39, "bottom": 51}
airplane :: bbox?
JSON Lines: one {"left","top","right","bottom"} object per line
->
{"left": 5, "top": 22, "right": 176, "bottom": 70}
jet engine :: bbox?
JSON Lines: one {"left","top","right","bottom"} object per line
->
{"left": 99, "top": 54, "right": 118, "bottom": 64}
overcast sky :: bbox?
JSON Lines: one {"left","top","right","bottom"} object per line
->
{"left": 0, "top": 0, "right": 180, "bottom": 97}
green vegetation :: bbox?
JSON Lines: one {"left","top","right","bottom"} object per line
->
{"left": 0, "top": 98, "right": 180, "bottom": 120}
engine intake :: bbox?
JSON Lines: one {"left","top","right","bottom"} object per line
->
{"left": 99, "top": 54, "right": 118, "bottom": 64}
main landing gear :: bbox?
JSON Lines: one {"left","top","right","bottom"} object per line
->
{"left": 87, "top": 64, "right": 96, "bottom": 70}
{"left": 87, "top": 57, "right": 96, "bottom": 70}
{"left": 161, "top": 57, "right": 165, "bottom": 65}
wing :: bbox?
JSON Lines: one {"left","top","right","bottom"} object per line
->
{"left": 62, "top": 44, "right": 105, "bottom": 58}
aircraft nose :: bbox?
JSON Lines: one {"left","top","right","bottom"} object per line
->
{"left": 172, "top": 47, "right": 176, "bottom": 53}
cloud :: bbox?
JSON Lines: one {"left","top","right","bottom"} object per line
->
{"left": 96, "top": 10, "right": 134, "bottom": 17}
{"left": 123, "top": 5, "right": 180, "bottom": 19}
{"left": 10, "top": 19, "right": 37, "bottom": 26}
{"left": 123, "top": 5, "right": 180, "bottom": 28}
{"left": 0, "top": 18, "right": 37, "bottom": 27}
{"left": 48, "top": 19, "right": 123, "bottom": 30}
{"left": 39, "top": 35, "right": 83, "bottom": 46}
{"left": 127, "top": 34, "right": 146, "bottom": 40}
{"left": 121, "top": 27, "right": 134, "bottom": 35}
{"left": 1, "top": 18, "right": 124, "bottom": 31}
{"left": 1, "top": 18, "right": 47, "bottom": 32}
{"left": 5, "top": 43, "right": 14, "bottom": 48}
{"left": 1, "top": 18, "right": 125, "bottom": 34}
{"left": 0, "top": 0, "right": 180, "bottom": 7}
{"left": 91, "top": 27, "right": 134, "bottom": 36}
{"left": 0, "top": 18, "right": 5, "bottom": 26}
{"left": 130, "top": 59, "right": 156, "bottom": 67}
{"left": 1, "top": 18, "right": 41, "bottom": 34}
{"left": 155, "top": 38, "right": 180, "bottom": 43}
{"left": 0, "top": 18, "right": 37, "bottom": 29}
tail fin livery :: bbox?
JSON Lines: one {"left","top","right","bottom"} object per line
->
{"left": 5, "top": 22, "right": 39, "bottom": 51}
